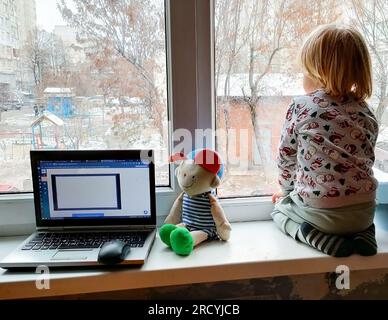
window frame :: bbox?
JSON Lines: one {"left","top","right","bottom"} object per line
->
{"left": 0, "top": 0, "right": 273, "bottom": 236}
{"left": 166, "top": 0, "right": 273, "bottom": 222}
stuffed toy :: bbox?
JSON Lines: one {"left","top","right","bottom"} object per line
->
{"left": 159, "top": 148, "right": 232, "bottom": 256}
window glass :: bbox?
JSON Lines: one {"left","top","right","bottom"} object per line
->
{"left": 215, "top": 0, "right": 388, "bottom": 198}
{"left": 0, "top": 0, "right": 169, "bottom": 194}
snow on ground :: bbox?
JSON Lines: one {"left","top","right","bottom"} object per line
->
{"left": 0, "top": 105, "right": 170, "bottom": 191}
{"left": 0, "top": 159, "right": 32, "bottom": 191}
{"left": 219, "top": 168, "right": 278, "bottom": 198}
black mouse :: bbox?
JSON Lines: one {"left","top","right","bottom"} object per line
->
{"left": 98, "top": 240, "right": 131, "bottom": 265}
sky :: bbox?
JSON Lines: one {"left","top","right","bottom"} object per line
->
{"left": 35, "top": 0, "right": 67, "bottom": 32}
{"left": 35, "top": 0, "right": 163, "bottom": 32}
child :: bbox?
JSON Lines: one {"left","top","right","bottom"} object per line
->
{"left": 271, "top": 24, "right": 379, "bottom": 257}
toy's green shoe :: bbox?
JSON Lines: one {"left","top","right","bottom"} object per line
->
{"left": 170, "top": 227, "right": 194, "bottom": 256}
{"left": 159, "top": 224, "right": 177, "bottom": 247}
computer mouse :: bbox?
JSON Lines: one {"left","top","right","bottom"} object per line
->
{"left": 98, "top": 240, "right": 131, "bottom": 265}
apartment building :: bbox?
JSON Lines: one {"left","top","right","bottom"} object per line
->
{"left": 0, "top": 0, "right": 36, "bottom": 94}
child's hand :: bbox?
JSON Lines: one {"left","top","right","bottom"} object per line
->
{"left": 271, "top": 191, "right": 284, "bottom": 204}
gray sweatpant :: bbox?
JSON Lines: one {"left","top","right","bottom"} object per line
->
{"left": 271, "top": 191, "right": 375, "bottom": 240}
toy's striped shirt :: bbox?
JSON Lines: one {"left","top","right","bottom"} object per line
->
{"left": 182, "top": 192, "right": 216, "bottom": 231}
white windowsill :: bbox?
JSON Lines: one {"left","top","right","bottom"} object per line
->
{"left": 1, "top": 220, "right": 388, "bottom": 300}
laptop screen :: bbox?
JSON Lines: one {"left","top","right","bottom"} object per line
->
{"left": 36, "top": 158, "right": 152, "bottom": 222}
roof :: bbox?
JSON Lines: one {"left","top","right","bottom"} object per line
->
{"left": 216, "top": 73, "right": 305, "bottom": 97}
{"left": 31, "top": 112, "right": 65, "bottom": 127}
{"left": 43, "top": 87, "right": 74, "bottom": 97}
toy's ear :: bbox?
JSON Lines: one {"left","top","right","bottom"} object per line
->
{"left": 170, "top": 152, "right": 187, "bottom": 163}
{"left": 210, "top": 175, "right": 221, "bottom": 189}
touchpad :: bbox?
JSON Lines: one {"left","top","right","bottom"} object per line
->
{"left": 51, "top": 251, "right": 91, "bottom": 260}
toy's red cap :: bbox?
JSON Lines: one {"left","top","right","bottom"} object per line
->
{"left": 194, "top": 149, "right": 221, "bottom": 175}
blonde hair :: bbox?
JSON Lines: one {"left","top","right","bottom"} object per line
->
{"left": 300, "top": 24, "right": 372, "bottom": 100}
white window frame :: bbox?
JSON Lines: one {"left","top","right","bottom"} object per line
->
{"left": 0, "top": 0, "right": 273, "bottom": 237}
{"left": 170, "top": 0, "right": 273, "bottom": 221}
{"left": 166, "top": 0, "right": 273, "bottom": 222}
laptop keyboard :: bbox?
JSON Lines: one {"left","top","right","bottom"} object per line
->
{"left": 21, "top": 231, "right": 149, "bottom": 251}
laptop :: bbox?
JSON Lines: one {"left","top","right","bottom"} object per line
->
{"left": 0, "top": 150, "right": 157, "bottom": 269}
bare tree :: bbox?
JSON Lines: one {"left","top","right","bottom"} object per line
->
{"left": 23, "top": 30, "right": 47, "bottom": 86}
{"left": 45, "top": 34, "right": 68, "bottom": 78}
{"left": 24, "top": 30, "right": 70, "bottom": 94}
{"left": 245, "top": 0, "right": 338, "bottom": 168}
{"left": 216, "top": 0, "right": 338, "bottom": 180}
{"left": 351, "top": 0, "right": 388, "bottom": 128}
{"left": 0, "top": 85, "right": 9, "bottom": 122}
{"left": 57, "top": 0, "right": 166, "bottom": 139}
{"left": 215, "top": 0, "right": 247, "bottom": 168}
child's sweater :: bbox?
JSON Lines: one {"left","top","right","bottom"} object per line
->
{"left": 277, "top": 89, "right": 379, "bottom": 209}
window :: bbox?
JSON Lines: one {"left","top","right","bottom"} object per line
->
{"left": 2, "top": 0, "right": 388, "bottom": 230}
{"left": 0, "top": 0, "right": 169, "bottom": 194}
{"left": 0, "top": 0, "right": 217, "bottom": 234}
{"left": 215, "top": 0, "right": 388, "bottom": 198}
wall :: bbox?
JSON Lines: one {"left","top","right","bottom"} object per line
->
{"left": 47, "top": 268, "right": 388, "bottom": 300}
{"left": 216, "top": 96, "right": 291, "bottom": 169}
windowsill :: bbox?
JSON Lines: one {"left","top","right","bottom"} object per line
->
{"left": 2, "top": 220, "right": 388, "bottom": 300}
{"left": 0, "top": 193, "right": 34, "bottom": 202}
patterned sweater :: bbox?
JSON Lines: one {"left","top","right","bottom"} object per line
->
{"left": 277, "top": 89, "right": 379, "bottom": 209}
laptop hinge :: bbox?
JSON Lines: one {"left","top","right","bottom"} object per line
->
{"left": 41, "top": 225, "right": 154, "bottom": 231}
{"left": 37, "top": 227, "right": 64, "bottom": 232}
{"left": 36, "top": 226, "right": 155, "bottom": 233}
